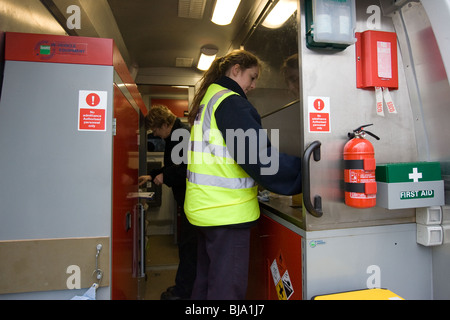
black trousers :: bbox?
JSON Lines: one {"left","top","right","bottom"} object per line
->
{"left": 174, "top": 208, "right": 197, "bottom": 298}
{"left": 191, "top": 226, "right": 251, "bottom": 300}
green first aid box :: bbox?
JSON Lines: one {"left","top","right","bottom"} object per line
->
{"left": 376, "top": 162, "right": 444, "bottom": 210}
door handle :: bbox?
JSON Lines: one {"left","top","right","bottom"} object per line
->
{"left": 125, "top": 211, "right": 132, "bottom": 231}
{"left": 302, "top": 141, "right": 323, "bottom": 218}
{"left": 137, "top": 203, "right": 146, "bottom": 278}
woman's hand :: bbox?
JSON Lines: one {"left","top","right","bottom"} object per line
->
{"left": 138, "top": 175, "right": 152, "bottom": 186}
{"left": 153, "top": 173, "right": 164, "bottom": 186}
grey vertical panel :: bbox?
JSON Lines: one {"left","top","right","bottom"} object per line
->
{"left": 0, "top": 61, "right": 114, "bottom": 240}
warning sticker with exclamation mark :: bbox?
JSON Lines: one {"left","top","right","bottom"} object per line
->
{"left": 78, "top": 90, "right": 107, "bottom": 131}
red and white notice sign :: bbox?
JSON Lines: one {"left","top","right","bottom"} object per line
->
{"left": 308, "top": 96, "right": 330, "bottom": 133}
{"left": 78, "top": 90, "right": 107, "bottom": 131}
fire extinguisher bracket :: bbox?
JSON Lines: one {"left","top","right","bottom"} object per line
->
{"left": 365, "top": 182, "right": 377, "bottom": 195}
{"left": 344, "top": 158, "right": 376, "bottom": 171}
{"left": 344, "top": 181, "right": 377, "bottom": 195}
{"left": 364, "top": 158, "right": 376, "bottom": 171}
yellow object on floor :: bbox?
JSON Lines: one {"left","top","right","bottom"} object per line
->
{"left": 313, "top": 288, "right": 404, "bottom": 300}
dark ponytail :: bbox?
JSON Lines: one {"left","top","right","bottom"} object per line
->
{"left": 188, "top": 50, "right": 261, "bottom": 125}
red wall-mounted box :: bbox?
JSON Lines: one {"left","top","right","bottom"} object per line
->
{"left": 356, "top": 30, "right": 398, "bottom": 90}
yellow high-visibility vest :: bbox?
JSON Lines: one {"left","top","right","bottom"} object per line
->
{"left": 184, "top": 84, "right": 259, "bottom": 227}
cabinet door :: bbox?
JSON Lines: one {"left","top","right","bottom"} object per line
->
{"left": 248, "top": 214, "right": 303, "bottom": 300}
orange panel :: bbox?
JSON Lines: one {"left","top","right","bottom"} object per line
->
{"left": 111, "top": 85, "right": 140, "bottom": 300}
{"left": 248, "top": 214, "right": 302, "bottom": 300}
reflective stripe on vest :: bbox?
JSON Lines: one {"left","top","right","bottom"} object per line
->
{"left": 187, "top": 170, "right": 256, "bottom": 189}
{"left": 198, "top": 89, "right": 231, "bottom": 134}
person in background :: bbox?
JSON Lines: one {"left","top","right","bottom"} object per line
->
{"left": 139, "top": 105, "right": 196, "bottom": 300}
{"left": 185, "top": 50, "right": 302, "bottom": 300}
{"left": 281, "top": 53, "right": 300, "bottom": 99}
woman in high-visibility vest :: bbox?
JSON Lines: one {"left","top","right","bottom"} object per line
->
{"left": 185, "top": 50, "right": 302, "bottom": 300}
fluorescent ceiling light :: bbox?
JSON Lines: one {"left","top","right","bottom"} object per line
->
{"left": 262, "top": 0, "right": 297, "bottom": 29}
{"left": 197, "top": 46, "right": 218, "bottom": 71}
{"left": 211, "top": 0, "right": 241, "bottom": 25}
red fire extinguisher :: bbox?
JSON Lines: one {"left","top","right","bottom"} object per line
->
{"left": 344, "top": 124, "right": 380, "bottom": 208}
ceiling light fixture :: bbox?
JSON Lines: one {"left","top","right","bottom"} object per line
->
{"left": 197, "top": 46, "right": 218, "bottom": 71}
{"left": 262, "top": 0, "right": 297, "bottom": 29}
{"left": 211, "top": 0, "right": 241, "bottom": 25}
{"left": 172, "top": 86, "right": 190, "bottom": 89}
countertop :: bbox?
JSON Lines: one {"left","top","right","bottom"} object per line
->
{"left": 258, "top": 194, "right": 304, "bottom": 229}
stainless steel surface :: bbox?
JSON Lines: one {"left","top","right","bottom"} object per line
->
{"left": 243, "top": 0, "right": 424, "bottom": 230}
{"left": 302, "top": 223, "right": 432, "bottom": 299}
{"left": 389, "top": 1, "right": 450, "bottom": 300}
{"left": 298, "top": 0, "right": 419, "bottom": 231}
{"left": 246, "top": 3, "right": 302, "bottom": 158}
{"left": 391, "top": 2, "right": 450, "bottom": 201}
{"left": 260, "top": 99, "right": 300, "bottom": 119}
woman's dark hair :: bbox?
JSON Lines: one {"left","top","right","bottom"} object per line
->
{"left": 188, "top": 49, "right": 261, "bottom": 125}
